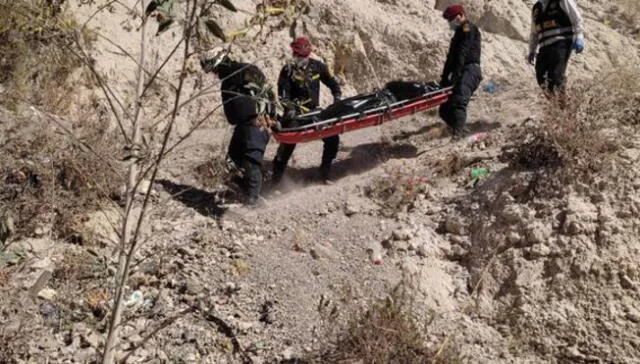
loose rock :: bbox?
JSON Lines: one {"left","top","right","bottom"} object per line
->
{"left": 37, "top": 288, "right": 57, "bottom": 301}
{"left": 391, "top": 228, "right": 411, "bottom": 241}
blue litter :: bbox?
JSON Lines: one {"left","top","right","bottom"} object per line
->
{"left": 483, "top": 80, "right": 498, "bottom": 93}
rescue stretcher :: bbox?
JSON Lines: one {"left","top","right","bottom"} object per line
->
{"left": 272, "top": 81, "right": 453, "bottom": 144}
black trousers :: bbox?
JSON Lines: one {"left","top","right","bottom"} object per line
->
{"left": 227, "top": 123, "right": 269, "bottom": 201}
{"left": 535, "top": 39, "right": 572, "bottom": 94}
{"left": 272, "top": 134, "right": 339, "bottom": 181}
{"left": 439, "top": 63, "right": 482, "bottom": 131}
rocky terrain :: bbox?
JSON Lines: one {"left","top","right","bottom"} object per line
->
{"left": 1, "top": 0, "right": 640, "bottom": 363}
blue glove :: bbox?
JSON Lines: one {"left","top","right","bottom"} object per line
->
{"left": 573, "top": 38, "right": 584, "bottom": 54}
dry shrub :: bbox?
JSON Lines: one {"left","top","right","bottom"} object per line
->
{"left": 0, "top": 113, "right": 124, "bottom": 240}
{"left": 309, "top": 290, "right": 459, "bottom": 364}
{"left": 52, "top": 248, "right": 106, "bottom": 283}
{"left": 364, "top": 168, "right": 429, "bottom": 215}
{"left": 194, "top": 152, "right": 235, "bottom": 189}
{"left": 53, "top": 248, "right": 110, "bottom": 320}
{"left": 0, "top": 0, "right": 93, "bottom": 113}
{"left": 0, "top": 324, "right": 27, "bottom": 364}
{"left": 504, "top": 68, "right": 640, "bottom": 192}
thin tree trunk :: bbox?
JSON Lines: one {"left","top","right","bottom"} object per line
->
{"left": 102, "top": 1, "right": 147, "bottom": 362}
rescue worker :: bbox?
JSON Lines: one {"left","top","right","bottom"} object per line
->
{"left": 438, "top": 4, "right": 482, "bottom": 138}
{"left": 200, "top": 47, "right": 276, "bottom": 206}
{"left": 272, "top": 37, "right": 342, "bottom": 184}
{"left": 528, "top": 0, "right": 585, "bottom": 95}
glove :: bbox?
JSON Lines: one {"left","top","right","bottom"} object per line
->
{"left": 439, "top": 77, "right": 452, "bottom": 87}
{"left": 572, "top": 38, "right": 584, "bottom": 54}
{"left": 527, "top": 52, "right": 536, "bottom": 65}
{"left": 333, "top": 94, "right": 342, "bottom": 103}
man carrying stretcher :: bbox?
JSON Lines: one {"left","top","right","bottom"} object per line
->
{"left": 272, "top": 37, "right": 343, "bottom": 184}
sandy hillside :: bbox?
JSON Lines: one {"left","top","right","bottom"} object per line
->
{"left": 1, "top": 0, "right": 640, "bottom": 363}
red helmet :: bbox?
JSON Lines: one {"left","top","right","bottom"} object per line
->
{"left": 443, "top": 4, "right": 464, "bottom": 21}
{"left": 290, "top": 37, "right": 312, "bottom": 57}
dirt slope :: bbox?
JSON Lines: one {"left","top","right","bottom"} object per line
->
{"left": 1, "top": 0, "right": 640, "bottom": 363}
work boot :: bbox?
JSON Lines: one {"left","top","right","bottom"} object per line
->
{"left": 449, "top": 125, "right": 470, "bottom": 141}
{"left": 272, "top": 166, "right": 284, "bottom": 184}
{"left": 245, "top": 195, "right": 267, "bottom": 208}
{"left": 319, "top": 163, "right": 333, "bottom": 184}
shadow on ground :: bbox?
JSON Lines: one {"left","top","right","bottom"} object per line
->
{"left": 262, "top": 141, "right": 418, "bottom": 194}
{"left": 392, "top": 119, "right": 502, "bottom": 142}
{"left": 157, "top": 179, "right": 230, "bottom": 219}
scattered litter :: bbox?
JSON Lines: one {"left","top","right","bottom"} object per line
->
{"left": 369, "top": 242, "right": 383, "bottom": 265}
{"left": 39, "top": 302, "right": 59, "bottom": 322}
{"left": 471, "top": 167, "right": 490, "bottom": 180}
{"left": 125, "top": 290, "right": 143, "bottom": 307}
{"left": 483, "top": 80, "right": 498, "bottom": 93}
{"left": 467, "top": 132, "right": 488, "bottom": 143}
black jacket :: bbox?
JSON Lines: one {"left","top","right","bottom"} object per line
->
{"left": 277, "top": 58, "right": 341, "bottom": 110}
{"left": 218, "top": 61, "right": 276, "bottom": 125}
{"left": 441, "top": 20, "right": 482, "bottom": 86}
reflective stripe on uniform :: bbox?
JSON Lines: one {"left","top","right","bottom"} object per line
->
{"left": 539, "top": 35, "right": 572, "bottom": 48}
{"left": 537, "top": 26, "right": 573, "bottom": 40}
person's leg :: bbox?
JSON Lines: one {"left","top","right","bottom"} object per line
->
{"left": 227, "top": 126, "right": 243, "bottom": 167}
{"left": 449, "top": 65, "right": 482, "bottom": 134}
{"left": 547, "top": 40, "right": 573, "bottom": 94}
{"left": 320, "top": 135, "right": 339, "bottom": 181}
{"left": 535, "top": 50, "right": 549, "bottom": 90}
{"left": 240, "top": 125, "right": 270, "bottom": 204}
{"left": 536, "top": 40, "right": 572, "bottom": 96}
{"left": 272, "top": 143, "right": 296, "bottom": 183}
{"left": 439, "top": 102, "right": 455, "bottom": 128}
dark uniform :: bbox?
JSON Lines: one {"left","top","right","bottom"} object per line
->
{"left": 272, "top": 58, "right": 342, "bottom": 182}
{"left": 530, "top": 0, "right": 584, "bottom": 94}
{"left": 217, "top": 61, "right": 276, "bottom": 204}
{"left": 439, "top": 20, "right": 482, "bottom": 134}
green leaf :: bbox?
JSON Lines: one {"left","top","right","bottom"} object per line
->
{"left": 204, "top": 19, "right": 227, "bottom": 42}
{"left": 216, "top": 0, "right": 237, "bottom": 12}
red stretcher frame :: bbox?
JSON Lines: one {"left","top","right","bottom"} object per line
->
{"left": 272, "top": 86, "right": 453, "bottom": 144}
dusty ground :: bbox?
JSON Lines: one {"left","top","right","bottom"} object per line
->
{"left": 1, "top": 0, "right": 640, "bottom": 363}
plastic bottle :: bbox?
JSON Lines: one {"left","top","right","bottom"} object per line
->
{"left": 369, "top": 242, "right": 383, "bottom": 265}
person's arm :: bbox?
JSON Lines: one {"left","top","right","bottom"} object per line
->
{"left": 562, "top": 0, "right": 584, "bottom": 42}
{"left": 277, "top": 65, "right": 292, "bottom": 102}
{"left": 529, "top": 5, "right": 539, "bottom": 57}
{"left": 440, "top": 44, "right": 454, "bottom": 86}
{"left": 319, "top": 62, "right": 341, "bottom": 100}
{"left": 449, "top": 26, "right": 473, "bottom": 84}
{"left": 277, "top": 64, "right": 297, "bottom": 116}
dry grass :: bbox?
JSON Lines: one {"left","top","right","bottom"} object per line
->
{"left": 503, "top": 68, "right": 640, "bottom": 193}
{"left": 0, "top": 1, "right": 117, "bottom": 241}
{"left": 194, "top": 152, "right": 235, "bottom": 189}
{"left": 0, "top": 0, "right": 94, "bottom": 113}
{"left": 0, "top": 113, "right": 124, "bottom": 240}
{"left": 308, "top": 289, "right": 459, "bottom": 364}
